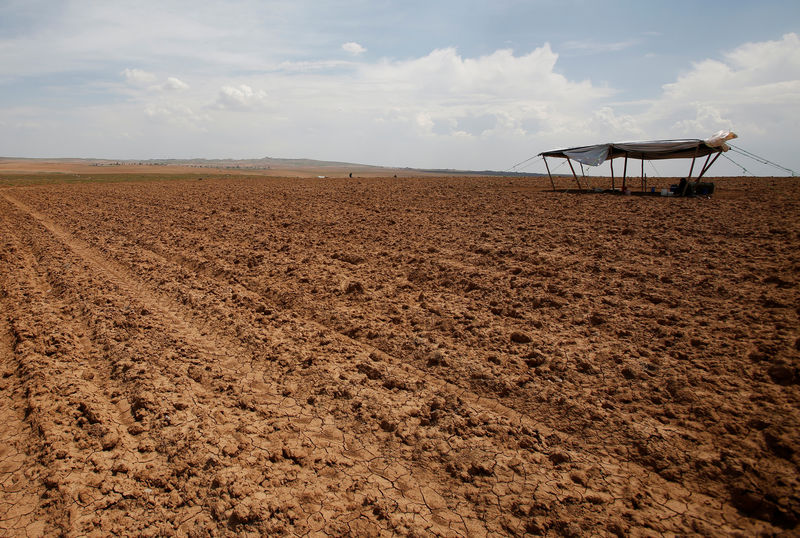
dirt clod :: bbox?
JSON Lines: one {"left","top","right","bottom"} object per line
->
{"left": 510, "top": 331, "right": 532, "bottom": 344}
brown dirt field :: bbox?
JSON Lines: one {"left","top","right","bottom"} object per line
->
{"left": 0, "top": 158, "right": 419, "bottom": 179}
{"left": 0, "top": 174, "right": 798, "bottom": 536}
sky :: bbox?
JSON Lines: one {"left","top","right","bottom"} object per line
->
{"left": 1, "top": 0, "right": 799, "bottom": 176}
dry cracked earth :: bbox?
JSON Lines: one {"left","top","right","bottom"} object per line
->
{"left": 0, "top": 175, "right": 798, "bottom": 536}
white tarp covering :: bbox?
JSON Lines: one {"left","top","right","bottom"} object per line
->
{"left": 563, "top": 145, "right": 610, "bottom": 166}
{"left": 540, "top": 132, "right": 738, "bottom": 163}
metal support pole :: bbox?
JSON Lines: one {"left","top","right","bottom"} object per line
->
{"left": 566, "top": 158, "right": 582, "bottom": 191}
{"left": 610, "top": 158, "right": 615, "bottom": 190}
{"left": 543, "top": 156, "right": 556, "bottom": 191}
{"left": 580, "top": 163, "right": 589, "bottom": 190}
{"left": 700, "top": 153, "right": 711, "bottom": 178}
{"left": 623, "top": 153, "right": 628, "bottom": 191}
{"left": 641, "top": 159, "right": 645, "bottom": 192}
{"left": 683, "top": 149, "right": 698, "bottom": 196}
{"left": 698, "top": 151, "right": 722, "bottom": 180}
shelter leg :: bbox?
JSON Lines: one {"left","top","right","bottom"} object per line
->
{"left": 698, "top": 152, "right": 722, "bottom": 180}
{"left": 566, "top": 158, "right": 581, "bottom": 191}
{"left": 641, "top": 159, "right": 645, "bottom": 192}
{"left": 580, "top": 163, "right": 590, "bottom": 190}
{"left": 683, "top": 153, "right": 698, "bottom": 196}
{"left": 543, "top": 157, "right": 556, "bottom": 191}
{"left": 610, "top": 159, "right": 615, "bottom": 190}
{"left": 687, "top": 147, "right": 699, "bottom": 181}
{"left": 623, "top": 154, "right": 628, "bottom": 191}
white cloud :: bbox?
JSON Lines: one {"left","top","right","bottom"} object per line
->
{"left": 122, "top": 70, "right": 189, "bottom": 92}
{"left": 342, "top": 41, "right": 366, "bottom": 55}
{"left": 415, "top": 112, "right": 434, "bottom": 132}
{"left": 660, "top": 33, "right": 800, "bottom": 107}
{"left": 330, "top": 45, "right": 613, "bottom": 150}
{"left": 341, "top": 46, "right": 602, "bottom": 116}
{"left": 163, "top": 77, "right": 189, "bottom": 91}
{"left": 545, "top": 32, "right": 800, "bottom": 175}
{"left": 122, "top": 68, "right": 157, "bottom": 86}
{"left": 670, "top": 105, "right": 734, "bottom": 136}
{"left": 144, "top": 103, "right": 208, "bottom": 129}
{"left": 642, "top": 32, "right": 800, "bottom": 141}
{"left": 213, "top": 84, "right": 269, "bottom": 110}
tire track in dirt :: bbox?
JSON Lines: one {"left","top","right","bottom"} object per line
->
{"left": 0, "top": 199, "right": 192, "bottom": 534}
{"left": 3, "top": 191, "right": 536, "bottom": 533}
{"left": 0, "top": 194, "right": 337, "bottom": 532}
{"left": 0, "top": 315, "right": 52, "bottom": 537}
{"left": 54, "top": 186, "right": 620, "bottom": 429}
{"left": 36, "top": 195, "right": 568, "bottom": 439}
{"left": 1, "top": 193, "right": 240, "bottom": 364}
{"left": 46, "top": 196, "right": 608, "bottom": 451}
{"left": 4, "top": 190, "right": 555, "bottom": 448}
{"left": 1, "top": 195, "right": 268, "bottom": 533}
{"left": 3, "top": 191, "right": 561, "bottom": 534}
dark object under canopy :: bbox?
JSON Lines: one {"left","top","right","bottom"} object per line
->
{"left": 538, "top": 131, "right": 737, "bottom": 193}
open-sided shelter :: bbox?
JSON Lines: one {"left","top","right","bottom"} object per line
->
{"left": 538, "top": 131, "right": 737, "bottom": 193}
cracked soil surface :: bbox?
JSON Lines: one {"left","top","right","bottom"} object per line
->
{"left": 0, "top": 174, "right": 798, "bottom": 536}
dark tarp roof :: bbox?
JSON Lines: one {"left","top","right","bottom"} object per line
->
{"left": 539, "top": 139, "right": 724, "bottom": 166}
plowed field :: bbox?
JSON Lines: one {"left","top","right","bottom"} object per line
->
{"left": 1, "top": 175, "right": 798, "bottom": 536}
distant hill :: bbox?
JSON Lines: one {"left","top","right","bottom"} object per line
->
{"left": 0, "top": 156, "right": 546, "bottom": 177}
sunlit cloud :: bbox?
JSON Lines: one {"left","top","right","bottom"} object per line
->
{"left": 163, "top": 77, "right": 189, "bottom": 91}
{"left": 213, "top": 84, "right": 269, "bottom": 111}
{"left": 342, "top": 41, "right": 366, "bottom": 55}
{"left": 122, "top": 68, "right": 157, "bottom": 86}
{"left": 144, "top": 103, "right": 208, "bottom": 129}
{"left": 645, "top": 32, "right": 800, "bottom": 137}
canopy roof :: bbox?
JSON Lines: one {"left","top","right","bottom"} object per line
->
{"left": 539, "top": 132, "right": 737, "bottom": 167}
